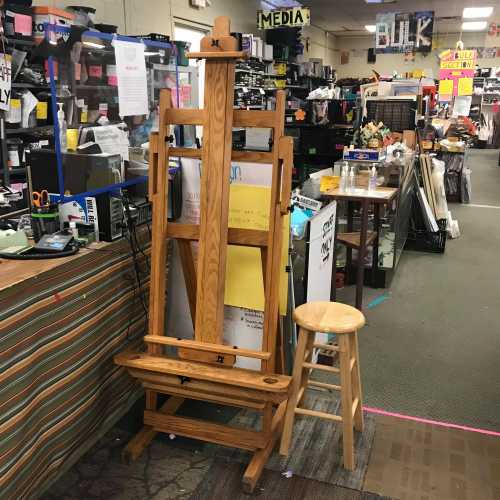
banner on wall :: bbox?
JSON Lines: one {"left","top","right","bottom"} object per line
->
{"left": 438, "top": 49, "right": 477, "bottom": 100}
{"left": 257, "top": 7, "right": 310, "bottom": 29}
{"left": 486, "top": 22, "right": 500, "bottom": 48}
{"left": 375, "top": 11, "right": 434, "bottom": 54}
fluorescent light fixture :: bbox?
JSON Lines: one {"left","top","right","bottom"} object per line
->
{"left": 144, "top": 51, "right": 158, "bottom": 56}
{"left": 365, "top": 25, "right": 376, "bottom": 33}
{"left": 462, "top": 7, "right": 493, "bottom": 18}
{"left": 83, "top": 41, "right": 105, "bottom": 49}
{"left": 461, "top": 21, "right": 488, "bottom": 31}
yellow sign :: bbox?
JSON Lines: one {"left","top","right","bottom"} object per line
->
{"left": 257, "top": 7, "right": 310, "bottom": 29}
{"left": 457, "top": 77, "right": 473, "bottom": 96}
{"left": 438, "top": 79, "right": 453, "bottom": 96}
{"left": 440, "top": 59, "right": 474, "bottom": 70}
{"left": 320, "top": 176, "right": 340, "bottom": 193}
{"left": 225, "top": 184, "right": 289, "bottom": 315}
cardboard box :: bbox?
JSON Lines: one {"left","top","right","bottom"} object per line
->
{"left": 403, "top": 130, "right": 416, "bottom": 149}
{"left": 32, "top": 7, "right": 75, "bottom": 44}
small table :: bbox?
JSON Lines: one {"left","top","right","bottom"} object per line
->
{"left": 324, "top": 186, "right": 399, "bottom": 310}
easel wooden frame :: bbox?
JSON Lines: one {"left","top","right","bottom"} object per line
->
{"left": 115, "top": 16, "right": 293, "bottom": 491}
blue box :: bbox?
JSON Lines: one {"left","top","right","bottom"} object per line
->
{"left": 343, "top": 149, "right": 385, "bottom": 162}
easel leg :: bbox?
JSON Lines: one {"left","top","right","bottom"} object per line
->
{"left": 122, "top": 397, "right": 184, "bottom": 463}
{"left": 243, "top": 400, "right": 287, "bottom": 493}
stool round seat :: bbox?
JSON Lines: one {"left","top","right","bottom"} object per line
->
{"left": 293, "top": 301, "right": 365, "bottom": 334}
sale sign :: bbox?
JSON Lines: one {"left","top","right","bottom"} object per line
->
{"left": 438, "top": 49, "right": 476, "bottom": 99}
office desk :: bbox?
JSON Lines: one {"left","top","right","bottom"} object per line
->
{"left": 324, "top": 186, "right": 399, "bottom": 310}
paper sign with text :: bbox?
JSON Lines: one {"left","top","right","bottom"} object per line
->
{"left": 0, "top": 54, "right": 12, "bottom": 112}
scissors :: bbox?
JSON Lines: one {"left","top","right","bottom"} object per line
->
{"left": 32, "top": 189, "right": 50, "bottom": 208}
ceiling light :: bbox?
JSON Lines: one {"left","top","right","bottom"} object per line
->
{"left": 462, "top": 21, "right": 488, "bottom": 31}
{"left": 365, "top": 25, "right": 376, "bottom": 33}
{"left": 462, "top": 7, "right": 493, "bottom": 19}
{"left": 83, "top": 41, "right": 105, "bottom": 49}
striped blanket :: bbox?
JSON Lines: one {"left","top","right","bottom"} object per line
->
{"left": 0, "top": 238, "right": 156, "bottom": 499}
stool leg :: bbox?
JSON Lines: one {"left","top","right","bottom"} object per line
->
{"left": 280, "top": 327, "right": 310, "bottom": 456}
{"left": 350, "top": 331, "right": 364, "bottom": 432}
{"left": 338, "top": 334, "right": 355, "bottom": 470}
{"left": 298, "top": 332, "right": 315, "bottom": 407}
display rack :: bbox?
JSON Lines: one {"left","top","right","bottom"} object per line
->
{"left": 40, "top": 24, "right": 177, "bottom": 209}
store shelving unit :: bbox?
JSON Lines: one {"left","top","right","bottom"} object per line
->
{"left": 41, "top": 23, "right": 178, "bottom": 209}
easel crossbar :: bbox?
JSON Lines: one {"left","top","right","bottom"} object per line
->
{"left": 167, "top": 223, "right": 268, "bottom": 247}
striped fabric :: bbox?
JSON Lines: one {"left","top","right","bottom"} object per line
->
{"left": 0, "top": 238, "right": 156, "bottom": 500}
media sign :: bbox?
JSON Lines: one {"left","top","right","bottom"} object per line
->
{"left": 257, "top": 7, "right": 310, "bottom": 29}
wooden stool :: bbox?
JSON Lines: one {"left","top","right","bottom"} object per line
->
{"left": 280, "top": 301, "right": 366, "bottom": 470}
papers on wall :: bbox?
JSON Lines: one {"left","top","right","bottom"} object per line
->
{"left": 0, "top": 53, "right": 11, "bottom": 112}
{"left": 113, "top": 40, "right": 148, "bottom": 117}
{"left": 452, "top": 96, "right": 472, "bottom": 117}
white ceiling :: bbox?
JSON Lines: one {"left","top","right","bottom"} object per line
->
{"left": 302, "top": 0, "right": 497, "bottom": 36}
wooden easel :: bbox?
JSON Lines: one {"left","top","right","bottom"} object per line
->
{"left": 115, "top": 16, "right": 294, "bottom": 491}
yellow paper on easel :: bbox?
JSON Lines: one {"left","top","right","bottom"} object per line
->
{"left": 225, "top": 184, "right": 289, "bottom": 315}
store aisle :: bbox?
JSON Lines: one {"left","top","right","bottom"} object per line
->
{"left": 360, "top": 149, "right": 500, "bottom": 431}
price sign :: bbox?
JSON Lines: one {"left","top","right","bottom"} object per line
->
{"left": 0, "top": 54, "right": 12, "bottom": 112}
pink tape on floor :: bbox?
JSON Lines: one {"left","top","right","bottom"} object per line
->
{"left": 363, "top": 406, "right": 500, "bottom": 437}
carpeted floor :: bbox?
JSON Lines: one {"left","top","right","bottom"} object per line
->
{"left": 190, "top": 461, "right": 391, "bottom": 500}
{"left": 208, "top": 390, "right": 376, "bottom": 490}
{"left": 364, "top": 414, "right": 500, "bottom": 500}
{"left": 347, "top": 149, "right": 500, "bottom": 432}
{"left": 40, "top": 149, "right": 500, "bottom": 499}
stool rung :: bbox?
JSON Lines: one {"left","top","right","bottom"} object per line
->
{"left": 307, "top": 380, "right": 341, "bottom": 391}
{"left": 303, "top": 362, "right": 340, "bottom": 374}
{"left": 313, "top": 343, "right": 340, "bottom": 352}
{"left": 295, "top": 407, "right": 342, "bottom": 422}
{"left": 352, "top": 397, "right": 360, "bottom": 416}
{"left": 350, "top": 358, "right": 356, "bottom": 371}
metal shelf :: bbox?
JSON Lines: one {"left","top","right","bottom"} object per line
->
{"left": 6, "top": 126, "right": 54, "bottom": 135}
{"left": 0, "top": 167, "right": 27, "bottom": 175}
{"left": 6, "top": 37, "right": 35, "bottom": 47}
{"left": 12, "top": 83, "right": 50, "bottom": 90}
{"left": 75, "top": 85, "right": 118, "bottom": 91}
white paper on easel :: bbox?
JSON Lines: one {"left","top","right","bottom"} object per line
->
{"left": 114, "top": 40, "right": 148, "bottom": 117}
